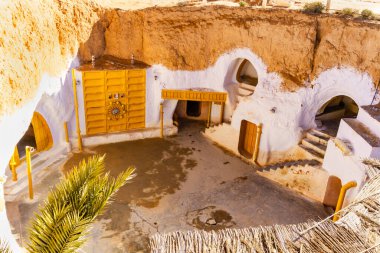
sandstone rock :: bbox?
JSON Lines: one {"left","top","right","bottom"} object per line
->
{"left": 80, "top": 6, "right": 380, "bottom": 93}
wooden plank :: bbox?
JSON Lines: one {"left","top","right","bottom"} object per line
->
{"left": 161, "top": 89, "right": 227, "bottom": 103}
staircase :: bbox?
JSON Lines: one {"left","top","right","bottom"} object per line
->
{"left": 299, "top": 129, "right": 333, "bottom": 163}
{"left": 237, "top": 83, "right": 255, "bottom": 101}
{"left": 257, "top": 159, "right": 321, "bottom": 173}
{"left": 256, "top": 157, "right": 329, "bottom": 201}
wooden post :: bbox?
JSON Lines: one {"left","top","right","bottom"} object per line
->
{"left": 26, "top": 146, "right": 34, "bottom": 200}
{"left": 71, "top": 69, "right": 83, "bottom": 151}
{"left": 219, "top": 102, "right": 225, "bottom": 125}
{"left": 9, "top": 147, "right": 18, "bottom": 181}
{"left": 253, "top": 123, "right": 263, "bottom": 164}
{"left": 160, "top": 103, "right": 164, "bottom": 138}
{"left": 64, "top": 122, "right": 69, "bottom": 143}
{"left": 207, "top": 102, "right": 212, "bottom": 128}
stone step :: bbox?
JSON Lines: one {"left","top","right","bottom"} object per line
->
{"left": 299, "top": 144, "right": 324, "bottom": 163}
{"left": 257, "top": 159, "right": 321, "bottom": 173}
{"left": 301, "top": 139, "right": 327, "bottom": 156}
{"left": 4, "top": 146, "right": 69, "bottom": 201}
{"left": 311, "top": 129, "right": 333, "bottom": 139}
{"left": 238, "top": 87, "right": 254, "bottom": 97}
{"left": 239, "top": 83, "right": 256, "bottom": 92}
{"left": 306, "top": 132, "right": 330, "bottom": 146}
{"left": 5, "top": 156, "right": 66, "bottom": 201}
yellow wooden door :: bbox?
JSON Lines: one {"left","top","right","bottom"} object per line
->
{"left": 238, "top": 120, "right": 257, "bottom": 159}
{"left": 126, "top": 69, "right": 146, "bottom": 130}
{"left": 244, "top": 122, "right": 256, "bottom": 156}
{"left": 82, "top": 71, "right": 106, "bottom": 135}
{"left": 31, "top": 112, "right": 53, "bottom": 152}
{"left": 82, "top": 69, "right": 146, "bottom": 135}
{"left": 105, "top": 70, "right": 128, "bottom": 133}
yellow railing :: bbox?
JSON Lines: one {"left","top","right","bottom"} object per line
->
{"left": 333, "top": 181, "right": 357, "bottom": 221}
{"left": 64, "top": 122, "right": 69, "bottom": 143}
{"left": 25, "top": 146, "right": 34, "bottom": 200}
{"left": 72, "top": 70, "right": 83, "bottom": 151}
{"left": 9, "top": 147, "right": 19, "bottom": 181}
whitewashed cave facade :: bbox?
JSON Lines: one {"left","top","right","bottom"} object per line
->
{"left": 0, "top": 29, "right": 379, "bottom": 253}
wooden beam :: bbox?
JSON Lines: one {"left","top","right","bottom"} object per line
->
{"left": 162, "top": 89, "right": 227, "bottom": 103}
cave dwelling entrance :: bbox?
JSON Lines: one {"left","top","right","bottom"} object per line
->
{"left": 10, "top": 112, "right": 53, "bottom": 168}
{"left": 161, "top": 89, "right": 227, "bottom": 131}
{"left": 315, "top": 95, "right": 359, "bottom": 136}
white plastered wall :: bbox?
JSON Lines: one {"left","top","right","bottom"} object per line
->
{"left": 232, "top": 66, "right": 375, "bottom": 156}
{"left": 0, "top": 48, "right": 377, "bottom": 251}
{"left": 0, "top": 57, "right": 78, "bottom": 252}
{"left": 145, "top": 48, "right": 269, "bottom": 128}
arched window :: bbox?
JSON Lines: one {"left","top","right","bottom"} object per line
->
{"left": 236, "top": 59, "right": 258, "bottom": 87}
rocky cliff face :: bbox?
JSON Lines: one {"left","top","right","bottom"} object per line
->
{"left": 0, "top": 0, "right": 99, "bottom": 117}
{"left": 79, "top": 6, "right": 380, "bottom": 91}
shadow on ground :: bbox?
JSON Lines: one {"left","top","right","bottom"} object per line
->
{"left": 7, "top": 121, "right": 331, "bottom": 252}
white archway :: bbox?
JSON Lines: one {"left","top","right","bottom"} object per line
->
{"left": 300, "top": 67, "right": 375, "bottom": 130}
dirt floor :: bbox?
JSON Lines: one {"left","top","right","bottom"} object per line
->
{"left": 6, "top": 120, "right": 330, "bottom": 252}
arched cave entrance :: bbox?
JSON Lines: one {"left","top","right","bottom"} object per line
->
{"left": 315, "top": 95, "right": 359, "bottom": 136}
{"left": 236, "top": 59, "right": 258, "bottom": 98}
{"left": 173, "top": 100, "right": 211, "bottom": 126}
{"left": 14, "top": 112, "right": 53, "bottom": 159}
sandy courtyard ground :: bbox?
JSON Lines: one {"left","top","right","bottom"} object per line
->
{"left": 6, "top": 121, "right": 330, "bottom": 252}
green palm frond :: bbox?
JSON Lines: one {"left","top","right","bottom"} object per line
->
{"left": 27, "top": 155, "right": 135, "bottom": 253}
{"left": 0, "top": 239, "right": 11, "bottom": 253}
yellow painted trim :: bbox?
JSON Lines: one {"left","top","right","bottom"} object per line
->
{"left": 160, "top": 103, "right": 164, "bottom": 138}
{"left": 32, "top": 112, "right": 53, "bottom": 152}
{"left": 64, "top": 122, "right": 69, "bottom": 143}
{"left": 162, "top": 89, "right": 227, "bottom": 103}
{"left": 333, "top": 181, "right": 357, "bottom": 221}
{"left": 72, "top": 69, "right": 83, "bottom": 151}
{"left": 253, "top": 123, "right": 263, "bottom": 164}
{"left": 9, "top": 146, "right": 19, "bottom": 181}
{"left": 26, "top": 146, "right": 34, "bottom": 200}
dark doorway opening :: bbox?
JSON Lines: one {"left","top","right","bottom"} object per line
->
{"left": 186, "top": 101, "right": 202, "bottom": 117}
{"left": 315, "top": 95, "right": 359, "bottom": 136}
{"left": 17, "top": 123, "right": 37, "bottom": 158}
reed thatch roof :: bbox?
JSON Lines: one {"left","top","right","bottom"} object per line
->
{"left": 150, "top": 160, "right": 380, "bottom": 253}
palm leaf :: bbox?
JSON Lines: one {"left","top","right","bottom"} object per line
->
{"left": 27, "top": 155, "right": 135, "bottom": 253}
{"left": 0, "top": 239, "right": 11, "bottom": 253}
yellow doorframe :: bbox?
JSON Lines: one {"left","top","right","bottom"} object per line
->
{"left": 160, "top": 89, "right": 228, "bottom": 136}
{"left": 9, "top": 112, "right": 53, "bottom": 175}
